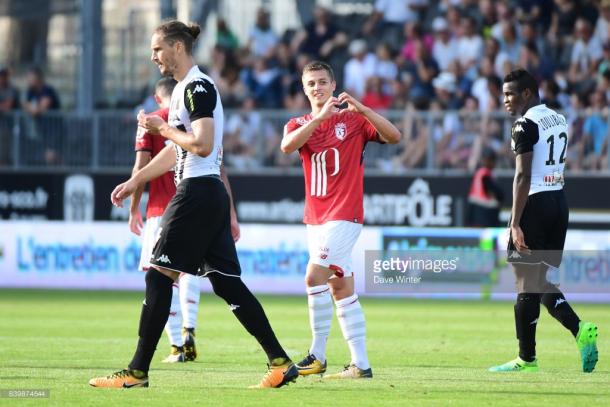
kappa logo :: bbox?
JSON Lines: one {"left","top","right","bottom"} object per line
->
{"left": 555, "top": 297, "right": 566, "bottom": 308}
{"left": 335, "top": 122, "right": 347, "bottom": 140}
{"left": 508, "top": 251, "right": 522, "bottom": 259}
{"left": 156, "top": 254, "right": 171, "bottom": 264}
{"left": 530, "top": 318, "right": 539, "bottom": 325}
{"left": 193, "top": 84, "right": 207, "bottom": 94}
{"left": 229, "top": 304, "right": 240, "bottom": 311}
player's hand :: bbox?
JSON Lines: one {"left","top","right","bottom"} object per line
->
{"left": 129, "top": 210, "right": 144, "bottom": 236}
{"left": 510, "top": 225, "right": 531, "bottom": 255}
{"left": 137, "top": 109, "right": 165, "bottom": 135}
{"left": 111, "top": 179, "right": 137, "bottom": 208}
{"left": 338, "top": 92, "right": 367, "bottom": 114}
{"left": 315, "top": 96, "right": 340, "bottom": 121}
{"left": 230, "top": 212, "right": 241, "bottom": 242}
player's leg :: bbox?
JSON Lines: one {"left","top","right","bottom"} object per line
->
{"left": 202, "top": 181, "right": 297, "bottom": 388}
{"left": 179, "top": 272, "right": 200, "bottom": 361}
{"left": 540, "top": 190, "right": 597, "bottom": 372}
{"left": 298, "top": 261, "right": 334, "bottom": 375}
{"left": 162, "top": 280, "right": 186, "bottom": 363}
{"left": 90, "top": 180, "right": 207, "bottom": 388}
{"left": 89, "top": 266, "right": 178, "bottom": 387}
{"left": 324, "top": 275, "right": 372, "bottom": 379}
{"left": 489, "top": 264, "right": 541, "bottom": 372}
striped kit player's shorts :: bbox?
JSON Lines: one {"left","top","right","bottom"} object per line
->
{"left": 306, "top": 220, "right": 363, "bottom": 278}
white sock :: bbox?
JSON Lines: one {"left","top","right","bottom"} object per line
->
{"left": 307, "top": 284, "right": 333, "bottom": 363}
{"left": 164, "top": 282, "right": 183, "bottom": 347}
{"left": 180, "top": 273, "right": 201, "bottom": 329}
{"left": 335, "top": 294, "right": 369, "bottom": 370}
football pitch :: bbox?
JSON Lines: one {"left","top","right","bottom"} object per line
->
{"left": 0, "top": 289, "right": 608, "bottom": 406}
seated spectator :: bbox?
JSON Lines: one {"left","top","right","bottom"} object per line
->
{"left": 343, "top": 39, "right": 377, "bottom": 98}
{"left": 362, "top": 76, "right": 393, "bottom": 110}
{"left": 374, "top": 42, "right": 398, "bottom": 83}
{"left": 241, "top": 57, "right": 282, "bottom": 108}
{"left": 393, "top": 101, "right": 429, "bottom": 169}
{"left": 362, "top": 0, "right": 426, "bottom": 51}
{"left": 431, "top": 16, "right": 458, "bottom": 71}
{"left": 582, "top": 90, "right": 609, "bottom": 170}
{"left": 594, "top": 0, "right": 610, "bottom": 45}
{"left": 216, "top": 18, "right": 239, "bottom": 51}
{"left": 400, "top": 22, "right": 434, "bottom": 63}
{"left": 246, "top": 8, "right": 279, "bottom": 58}
{"left": 456, "top": 15, "right": 484, "bottom": 79}
{"left": 401, "top": 39, "right": 439, "bottom": 103}
{"left": 224, "top": 97, "right": 264, "bottom": 169}
{"left": 291, "top": 6, "right": 347, "bottom": 60}
{"left": 24, "top": 67, "right": 60, "bottom": 115}
{"left": 569, "top": 18, "right": 603, "bottom": 93}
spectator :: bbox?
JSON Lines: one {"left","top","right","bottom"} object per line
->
{"left": 216, "top": 18, "right": 239, "bottom": 51}
{"left": 466, "top": 148, "right": 504, "bottom": 227}
{"left": 569, "top": 18, "right": 603, "bottom": 93}
{"left": 401, "top": 39, "right": 439, "bottom": 103}
{"left": 224, "top": 97, "right": 265, "bottom": 169}
{"left": 362, "top": 0, "right": 427, "bottom": 50}
{"left": 515, "top": 0, "right": 553, "bottom": 32}
{"left": 497, "top": 21, "right": 521, "bottom": 65}
{"left": 541, "top": 79, "right": 563, "bottom": 110}
{"left": 471, "top": 57, "right": 499, "bottom": 112}
{"left": 478, "top": 0, "right": 497, "bottom": 38}
{"left": 291, "top": 6, "right": 347, "bottom": 60}
{"left": 373, "top": 42, "right": 398, "bottom": 83}
{"left": 0, "top": 67, "right": 19, "bottom": 165}
{"left": 0, "top": 67, "right": 19, "bottom": 112}
{"left": 400, "top": 22, "right": 434, "bottom": 63}
{"left": 594, "top": 0, "right": 610, "bottom": 45}
{"left": 456, "top": 15, "right": 484, "bottom": 79}
{"left": 24, "top": 67, "right": 60, "bottom": 116}
{"left": 216, "top": 51, "right": 248, "bottom": 109}
{"left": 548, "top": 0, "right": 579, "bottom": 67}
{"left": 241, "top": 57, "right": 282, "bottom": 108}
{"left": 246, "top": 8, "right": 279, "bottom": 58}
{"left": 483, "top": 36, "right": 510, "bottom": 78}
{"left": 582, "top": 90, "right": 609, "bottom": 170}
{"left": 343, "top": 39, "right": 377, "bottom": 98}
{"left": 362, "top": 76, "right": 392, "bottom": 110}
{"left": 431, "top": 16, "right": 458, "bottom": 71}
{"left": 23, "top": 67, "right": 61, "bottom": 166}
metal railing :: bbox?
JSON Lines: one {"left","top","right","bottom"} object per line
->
{"left": 0, "top": 109, "right": 608, "bottom": 173}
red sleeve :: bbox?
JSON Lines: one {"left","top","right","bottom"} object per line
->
{"left": 359, "top": 114, "right": 382, "bottom": 143}
{"left": 135, "top": 127, "right": 153, "bottom": 151}
{"left": 283, "top": 117, "right": 302, "bottom": 136}
{"left": 135, "top": 108, "right": 169, "bottom": 151}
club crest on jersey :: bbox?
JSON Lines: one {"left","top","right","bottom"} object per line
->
{"left": 335, "top": 122, "right": 347, "bottom": 140}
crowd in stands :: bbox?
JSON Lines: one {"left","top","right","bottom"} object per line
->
{"left": 206, "top": 0, "right": 610, "bottom": 172}
{"left": 0, "top": 0, "right": 608, "bottom": 172}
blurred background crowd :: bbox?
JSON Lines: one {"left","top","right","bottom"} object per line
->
{"left": 0, "top": 0, "right": 609, "bottom": 173}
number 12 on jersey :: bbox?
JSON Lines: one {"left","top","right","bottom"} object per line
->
{"left": 546, "top": 132, "right": 567, "bottom": 165}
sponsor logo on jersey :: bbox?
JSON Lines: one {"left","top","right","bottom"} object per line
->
{"left": 156, "top": 254, "right": 171, "bottom": 264}
{"left": 335, "top": 122, "right": 347, "bottom": 140}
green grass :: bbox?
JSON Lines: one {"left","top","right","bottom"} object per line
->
{"left": 0, "top": 289, "right": 608, "bottom": 406}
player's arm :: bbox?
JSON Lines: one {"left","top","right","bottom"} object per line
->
{"left": 509, "top": 118, "right": 538, "bottom": 253}
{"left": 139, "top": 79, "right": 217, "bottom": 157}
{"left": 111, "top": 144, "right": 176, "bottom": 207}
{"left": 337, "top": 92, "right": 401, "bottom": 144}
{"left": 128, "top": 151, "right": 151, "bottom": 235}
{"left": 280, "top": 96, "right": 339, "bottom": 154}
{"left": 220, "top": 164, "right": 240, "bottom": 242}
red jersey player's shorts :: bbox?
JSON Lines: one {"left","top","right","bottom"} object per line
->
{"left": 138, "top": 215, "right": 163, "bottom": 271}
{"left": 306, "top": 220, "right": 363, "bottom": 278}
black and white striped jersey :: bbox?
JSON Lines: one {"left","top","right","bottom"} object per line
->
{"left": 168, "top": 65, "right": 224, "bottom": 185}
{"left": 510, "top": 104, "right": 567, "bottom": 195}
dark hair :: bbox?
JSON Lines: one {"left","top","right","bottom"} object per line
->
{"left": 302, "top": 60, "right": 335, "bottom": 82}
{"left": 503, "top": 68, "right": 538, "bottom": 95}
{"left": 28, "top": 66, "right": 44, "bottom": 80}
{"left": 155, "top": 20, "right": 201, "bottom": 54}
{"left": 155, "top": 77, "right": 177, "bottom": 98}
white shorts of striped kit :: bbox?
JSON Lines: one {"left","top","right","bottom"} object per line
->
{"left": 306, "top": 220, "right": 362, "bottom": 278}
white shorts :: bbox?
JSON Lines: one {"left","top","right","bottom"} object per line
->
{"left": 306, "top": 220, "right": 363, "bottom": 278}
{"left": 139, "top": 215, "right": 163, "bottom": 271}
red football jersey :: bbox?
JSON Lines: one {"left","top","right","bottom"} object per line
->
{"left": 134, "top": 108, "right": 176, "bottom": 218}
{"left": 285, "top": 111, "right": 381, "bottom": 225}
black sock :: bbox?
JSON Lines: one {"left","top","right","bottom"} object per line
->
{"left": 514, "top": 293, "right": 541, "bottom": 362}
{"left": 208, "top": 274, "right": 289, "bottom": 363}
{"left": 541, "top": 289, "right": 580, "bottom": 337}
{"left": 128, "top": 269, "right": 174, "bottom": 373}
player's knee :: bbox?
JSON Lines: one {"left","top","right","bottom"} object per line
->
{"left": 145, "top": 267, "right": 176, "bottom": 287}
{"left": 305, "top": 264, "right": 332, "bottom": 287}
{"left": 330, "top": 284, "right": 354, "bottom": 301}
